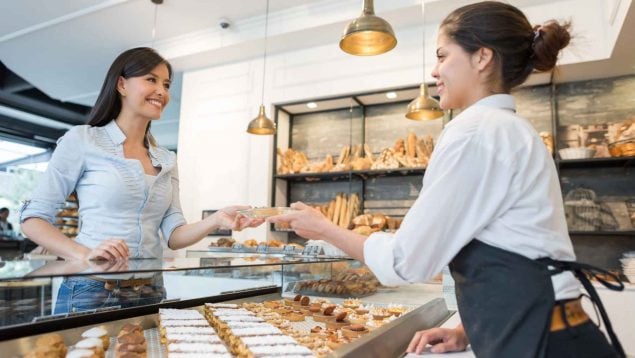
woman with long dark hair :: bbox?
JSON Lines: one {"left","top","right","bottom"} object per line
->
{"left": 270, "top": 2, "right": 624, "bottom": 357}
{"left": 20, "top": 47, "right": 261, "bottom": 312}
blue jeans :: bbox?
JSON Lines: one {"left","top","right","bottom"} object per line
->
{"left": 54, "top": 275, "right": 165, "bottom": 314}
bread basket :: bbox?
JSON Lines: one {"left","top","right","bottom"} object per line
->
{"left": 558, "top": 147, "right": 596, "bottom": 160}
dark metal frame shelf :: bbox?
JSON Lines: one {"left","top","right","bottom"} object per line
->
{"left": 274, "top": 168, "right": 426, "bottom": 182}
{"left": 557, "top": 156, "right": 635, "bottom": 170}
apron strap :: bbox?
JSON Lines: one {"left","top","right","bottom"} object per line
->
{"left": 537, "top": 258, "right": 626, "bottom": 358}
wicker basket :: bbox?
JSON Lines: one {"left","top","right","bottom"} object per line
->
{"left": 564, "top": 188, "right": 601, "bottom": 231}
{"left": 608, "top": 138, "right": 635, "bottom": 157}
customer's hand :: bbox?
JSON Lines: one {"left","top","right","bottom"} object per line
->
{"left": 267, "top": 202, "right": 334, "bottom": 241}
{"left": 406, "top": 326, "right": 469, "bottom": 355}
{"left": 214, "top": 206, "right": 264, "bottom": 232}
{"left": 85, "top": 238, "right": 129, "bottom": 261}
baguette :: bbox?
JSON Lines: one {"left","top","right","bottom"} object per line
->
{"left": 406, "top": 132, "right": 417, "bottom": 159}
{"left": 323, "top": 154, "right": 334, "bottom": 172}
{"left": 338, "top": 195, "right": 348, "bottom": 228}
{"left": 333, "top": 194, "right": 343, "bottom": 225}
{"left": 327, "top": 199, "right": 336, "bottom": 221}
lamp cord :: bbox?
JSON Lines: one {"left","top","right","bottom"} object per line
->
{"left": 261, "top": 0, "right": 270, "bottom": 105}
{"left": 421, "top": 0, "right": 426, "bottom": 84}
{"left": 151, "top": 2, "right": 158, "bottom": 48}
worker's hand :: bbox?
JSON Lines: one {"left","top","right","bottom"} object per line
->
{"left": 267, "top": 202, "right": 333, "bottom": 241}
{"left": 85, "top": 238, "right": 129, "bottom": 261}
{"left": 406, "top": 326, "right": 469, "bottom": 355}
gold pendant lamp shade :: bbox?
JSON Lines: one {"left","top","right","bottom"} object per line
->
{"left": 405, "top": 83, "right": 444, "bottom": 120}
{"left": 247, "top": 0, "right": 276, "bottom": 135}
{"left": 247, "top": 105, "right": 276, "bottom": 135}
{"left": 340, "top": 0, "right": 397, "bottom": 56}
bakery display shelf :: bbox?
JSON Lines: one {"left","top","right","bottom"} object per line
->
{"left": 557, "top": 156, "right": 635, "bottom": 169}
{"left": 53, "top": 223, "right": 78, "bottom": 228}
{"left": 0, "top": 255, "right": 352, "bottom": 282}
{"left": 275, "top": 167, "right": 426, "bottom": 182}
{"left": 0, "top": 289, "right": 452, "bottom": 358}
{"left": 569, "top": 230, "right": 635, "bottom": 237}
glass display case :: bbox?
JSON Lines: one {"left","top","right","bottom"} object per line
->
{"left": 0, "top": 253, "right": 450, "bottom": 357}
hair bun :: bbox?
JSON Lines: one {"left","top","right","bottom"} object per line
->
{"left": 532, "top": 20, "right": 572, "bottom": 72}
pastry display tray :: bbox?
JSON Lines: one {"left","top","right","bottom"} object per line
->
{"left": 0, "top": 293, "right": 452, "bottom": 358}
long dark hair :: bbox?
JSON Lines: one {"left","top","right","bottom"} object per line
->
{"left": 87, "top": 47, "right": 172, "bottom": 147}
{"left": 441, "top": 1, "right": 571, "bottom": 92}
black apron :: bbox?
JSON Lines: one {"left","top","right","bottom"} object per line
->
{"left": 449, "top": 240, "right": 625, "bottom": 358}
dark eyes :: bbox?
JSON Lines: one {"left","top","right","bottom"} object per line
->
{"left": 146, "top": 77, "right": 170, "bottom": 89}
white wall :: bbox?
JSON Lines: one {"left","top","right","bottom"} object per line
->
{"left": 178, "top": 25, "right": 424, "bottom": 250}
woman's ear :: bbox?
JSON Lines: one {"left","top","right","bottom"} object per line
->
{"left": 117, "top": 76, "right": 127, "bottom": 97}
{"left": 473, "top": 47, "right": 495, "bottom": 72}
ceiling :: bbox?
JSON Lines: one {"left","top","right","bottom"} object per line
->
{"left": 0, "top": 0, "right": 633, "bottom": 150}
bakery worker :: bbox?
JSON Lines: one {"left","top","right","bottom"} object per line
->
{"left": 0, "top": 207, "right": 13, "bottom": 231}
{"left": 20, "top": 47, "right": 262, "bottom": 261}
{"left": 269, "top": 2, "right": 624, "bottom": 357}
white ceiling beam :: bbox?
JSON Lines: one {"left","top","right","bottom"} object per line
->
{"left": 0, "top": 0, "right": 131, "bottom": 43}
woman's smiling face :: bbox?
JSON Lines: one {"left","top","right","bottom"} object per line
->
{"left": 431, "top": 29, "right": 483, "bottom": 110}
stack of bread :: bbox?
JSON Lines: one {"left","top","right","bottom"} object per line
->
{"left": 277, "top": 132, "right": 436, "bottom": 175}
{"left": 209, "top": 237, "right": 236, "bottom": 248}
{"left": 311, "top": 193, "right": 360, "bottom": 229}
{"left": 607, "top": 118, "right": 635, "bottom": 157}
{"left": 349, "top": 213, "right": 402, "bottom": 236}
{"left": 539, "top": 132, "right": 554, "bottom": 155}
{"left": 371, "top": 132, "right": 434, "bottom": 170}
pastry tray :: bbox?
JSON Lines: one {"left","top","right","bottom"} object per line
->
{"left": 0, "top": 293, "right": 450, "bottom": 358}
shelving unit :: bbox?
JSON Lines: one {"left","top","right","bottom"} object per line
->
{"left": 271, "top": 76, "right": 635, "bottom": 269}
{"left": 53, "top": 193, "right": 79, "bottom": 238}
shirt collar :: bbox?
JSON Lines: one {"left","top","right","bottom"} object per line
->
{"left": 473, "top": 94, "right": 516, "bottom": 112}
{"left": 104, "top": 120, "right": 126, "bottom": 145}
{"left": 104, "top": 120, "right": 164, "bottom": 166}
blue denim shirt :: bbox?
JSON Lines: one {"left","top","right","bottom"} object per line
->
{"left": 20, "top": 121, "right": 186, "bottom": 258}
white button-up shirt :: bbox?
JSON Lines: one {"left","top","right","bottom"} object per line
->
{"left": 364, "top": 94, "right": 580, "bottom": 300}
{"left": 21, "top": 121, "right": 186, "bottom": 258}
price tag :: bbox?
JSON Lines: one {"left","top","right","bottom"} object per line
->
{"left": 95, "top": 305, "right": 121, "bottom": 313}
{"left": 283, "top": 245, "right": 296, "bottom": 254}
{"left": 32, "top": 313, "right": 67, "bottom": 323}
{"left": 160, "top": 298, "right": 181, "bottom": 304}
{"left": 257, "top": 243, "right": 269, "bottom": 253}
{"left": 232, "top": 243, "right": 244, "bottom": 251}
{"left": 302, "top": 245, "right": 323, "bottom": 256}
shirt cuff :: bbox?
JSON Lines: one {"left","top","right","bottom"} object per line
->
{"left": 160, "top": 212, "right": 187, "bottom": 242}
{"left": 19, "top": 200, "right": 56, "bottom": 225}
{"left": 363, "top": 232, "right": 409, "bottom": 286}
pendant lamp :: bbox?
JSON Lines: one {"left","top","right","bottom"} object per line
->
{"left": 247, "top": 0, "right": 276, "bottom": 135}
{"left": 405, "top": 0, "right": 443, "bottom": 120}
{"left": 340, "top": 0, "right": 397, "bottom": 56}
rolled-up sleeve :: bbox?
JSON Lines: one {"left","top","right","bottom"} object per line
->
{"left": 362, "top": 133, "right": 515, "bottom": 286}
{"left": 20, "top": 127, "right": 85, "bottom": 224}
{"left": 160, "top": 162, "right": 187, "bottom": 242}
